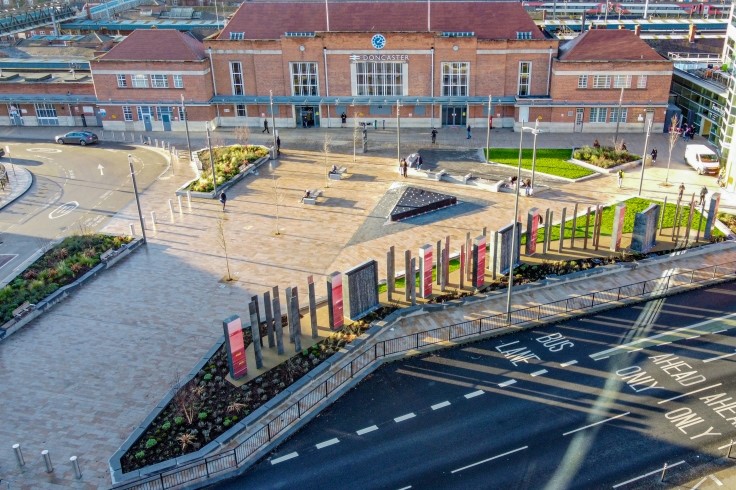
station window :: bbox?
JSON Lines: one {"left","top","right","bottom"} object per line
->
{"left": 150, "top": 74, "right": 169, "bottom": 89}
{"left": 589, "top": 107, "right": 608, "bottom": 123}
{"left": 577, "top": 75, "right": 587, "bottom": 89}
{"left": 178, "top": 106, "right": 186, "bottom": 121}
{"left": 613, "top": 75, "right": 631, "bottom": 89}
{"left": 230, "top": 62, "right": 244, "bottom": 96}
{"left": 290, "top": 62, "right": 319, "bottom": 96}
{"left": 123, "top": 106, "right": 133, "bottom": 121}
{"left": 441, "top": 62, "right": 469, "bottom": 97}
{"left": 610, "top": 107, "right": 627, "bottom": 123}
{"left": 173, "top": 75, "right": 184, "bottom": 89}
{"left": 637, "top": 75, "right": 647, "bottom": 89}
{"left": 355, "top": 62, "right": 404, "bottom": 96}
{"left": 131, "top": 74, "right": 148, "bottom": 88}
{"left": 236, "top": 104, "right": 246, "bottom": 117}
{"left": 593, "top": 75, "right": 611, "bottom": 89}
{"left": 117, "top": 74, "right": 127, "bottom": 88}
{"left": 518, "top": 62, "right": 531, "bottom": 96}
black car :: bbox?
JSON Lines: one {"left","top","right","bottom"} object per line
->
{"left": 55, "top": 131, "right": 99, "bottom": 146}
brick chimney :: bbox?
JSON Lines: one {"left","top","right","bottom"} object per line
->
{"left": 634, "top": 25, "right": 641, "bottom": 37}
{"left": 689, "top": 24, "right": 697, "bottom": 43}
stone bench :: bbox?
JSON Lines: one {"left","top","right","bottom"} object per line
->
{"left": 328, "top": 167, "right": 347, "bottom": 181}
{"left": 493, "top": 180, "right": 507, "bottom": 192}
{"left": 302, "top": 189, "right": 323, "bottom": 205}
{"left": 100, "top": 248, "right": 120, "bottom": 262}
{"left": 463, "top": 173, "right": 473, "bottom": 184}
{"left": 434, "top": 169, "right": 447, "bottom": 181}
{"left": 12, "top": 301, "right": 35, "bottom": 319}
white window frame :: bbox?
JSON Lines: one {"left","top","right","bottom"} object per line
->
{"left": 589, "top": 107, "right": 608, "bottom": 123}
{"left": 123, "top": 105, "right": 133, "bottom": 121}
{"left": 137, "top": 106, "right": 154, "bottom": 120}
{"left": 117, "top": 74, "right": 127, "bottom": 88}
{"left": 353, "top": 62, "right": 406, "bottom": 96}
{"left": 131, "top": 74, "right": 148, "bottom": 88}
{"left": 173, "top": 75, "right": 183, "bottom": 89}
{"left": 235, "top": 104, "right": 246, "bottom": 117}
{"left": 637, "top": 75, "right": 647, "bottom": 89}
{"left": 577, "top": 75, "right": 587, "bottom": 89}
{"left": 229, "top": 32, "right": 244, "bottom": 40}
{"left": 593, "top": 75, "right": 611, "bottom": 89}
{"left": 178, "top": 106, "right": 186, "bottom": 120}
{"left": 441, "top": 62, "right": 470, "bottom": 97}
{"left": 289, "top": 62, "right": 319, "bottom": 96}
{"left": 230, "top": 62, "right": 244, "bottom": 96}
{"left": 613, "top": 75, "right": 631, "bottom": 89}
{"left": 518, "top": 61, "right": 531, "bottom": 96}
{"left": 150, "top": 74, "right": 169, "bottom": 89}
{"left": 609, "top": 107, "right": 628, "bottom": 123}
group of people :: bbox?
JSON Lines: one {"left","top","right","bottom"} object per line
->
{"left": 679, "top": 123, "right": 696, "bottom": 140}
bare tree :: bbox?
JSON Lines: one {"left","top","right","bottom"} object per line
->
{"left": 271, "top": 175, "right": 284, "bottom": 236}
{"left": 322, "top": 135, "right": 332, "bottom": 186}
{"left": 234, "top": 124, "right": 250, "bottom": 147}
{"left": 665, "top": 114, "right": 680, "bottom": 186}
{"left": 216, "top": 215, "right": 233, "bottom": 281}
{"left": 171, "top": 372, "right": 200, "bottom": 425}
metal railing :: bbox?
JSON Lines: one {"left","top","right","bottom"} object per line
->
{"left": 113, "top": 260, "right": 736, "bottom": 490}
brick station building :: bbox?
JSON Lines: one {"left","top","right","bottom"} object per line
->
{"left": 0, "top": 1, "right": 673, "bottom": 133}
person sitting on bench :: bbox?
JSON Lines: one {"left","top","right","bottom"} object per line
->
{"left": 329, "top": 165, "right": 338, "bottom": 174}
{"left": 301, "top": 189, "right": 311, "bottom": 202}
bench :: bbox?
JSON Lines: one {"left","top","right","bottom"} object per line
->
{"left": 434, "top": 169, "right": 447, "bottom": 181}
{"left": 12, "top": 301, "right": 35, "bottom": 319}
{"left": 492, "top": 180, "right": 507, "bottom": 192}
{"left": 302, "top": 189, "right": 323, "bottom": 205}
{"left": 328, "top": 167, "right": 347, "bottom": 180}
{"left": 462, "top": 173, "right": 473, "bottom": 184}
{"left": 100, "top": 248, "right": 119, "bottom": 262}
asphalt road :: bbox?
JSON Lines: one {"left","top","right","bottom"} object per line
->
{"left": 214, "top": 282, "right": 736, "bottom": 490}
{"left": 0, "top": 140, "right": 168, "bottom": 285}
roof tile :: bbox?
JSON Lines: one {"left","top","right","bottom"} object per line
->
{"left": 99, "top": 30, "right": 206, "bottom": 62}
{"left": 559, "top": 29, "right": 666, "bottom": 62}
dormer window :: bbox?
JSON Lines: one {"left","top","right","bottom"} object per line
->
{"left": 516, "top": 31, "right": 532, "bottom": 40}
{"left": 229, "top": 32, "right": 244, "bottom": 40}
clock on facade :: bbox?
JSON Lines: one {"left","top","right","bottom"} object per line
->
{"left": 371, "top": 34, "right": 386, "bottom": 50}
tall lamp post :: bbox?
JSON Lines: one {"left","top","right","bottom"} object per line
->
{"left": 269, "top": 89, "right": 277, "bottom": 156}
{"left": 396, "top": 99, "right": 401, "bottom": 163}
{"left": 351, "top": 101, "right": 357, "bottom": 162}
{"left": 128, "top": 154, "right": 147, "bottom": 242}
{"left": 529, "top": 116, "right": 543, "bottom": 190}
{"left": 613, "top": 86, "right": 624, "bottom": 144}
{"left": 485, "top": 94, "right": 492, "bottom": 163}
{"left": 638, "top": 118, "right": 653, "bottom": 196}
{"left": 180, "top": 94, "right": 192, "bottom": 159}
{"left": 506, "top": 124, "right": 526, "bottom": 322}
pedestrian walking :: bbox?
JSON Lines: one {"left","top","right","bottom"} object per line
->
{"left": 466, "top": 125, "right": 472, "bottom": 139}
{"left": 219, "top": 191, "right": 227, "bottom": 210}
{"left": 687, "top": 125, "right": 695, "bottom": 140}
{"left": 431, "top": 128, "right": 437, "bottom": 144}
{"left": 678, "top": 183, "right": 685, "bottom": 201}
{"left": 681, "top": 123, "right": 689, "bottom": 140}
{"left": 651, "top": 148, "right": 657, "bottom": 165}
{"left": 341, "top": 112, "right": 347, "bottom": 128}
{"left": 262, "top": 119, "right": 269, "bottom": 134}
{"left": 302, "top": 115, "right": 308, "bottom": 128}
{"left": 276, "top": 135, "right": 281, "bottom": 155}
{"left": 699, "top": 185, "right": 708, "bottom": 206}
{"left": 617, "top": 169, "right": 624, "bottom": 188}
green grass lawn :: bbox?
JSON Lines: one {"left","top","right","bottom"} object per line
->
{"left": 378, "top": 258, "right": 462, "bottom": 294}
{"left": 484, "top": 148, "right": 595, "bottom": 180}
{"left": 521, "top": 197, "right": 722, "bottom": 244}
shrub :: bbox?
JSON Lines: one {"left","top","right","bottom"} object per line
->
{"left": 134, "top": 451, "right": 145, "bottom": 460}
{"left": 203, "top": 373, "right": 213, "bottom": 381}
{"left": 198, "top": 412, "right": 208, "bottom": 421}
{"left": 188, "top": 145, "right": 269, "bottom": 192}
{"left": 174, "top": 416, "right": 184, "bottom": 425}
{"left": 223, "top": 418, "right": 232, "bottom": 427}
{"left": 161, "top": 421, "right": 171, "bottom": 431}
{"left": 145, "top": 438, "right": 157, "bottom": 449}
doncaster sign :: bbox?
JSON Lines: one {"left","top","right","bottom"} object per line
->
{"left": 349, "top": 54, "right": 409, "bottom": 62}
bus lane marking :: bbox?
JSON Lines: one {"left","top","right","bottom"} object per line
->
{"left": 703, "top": 349, "right": 736, "bottom": 363}
{"left": 562, "top": 412, "right": 629, "bottom": 436}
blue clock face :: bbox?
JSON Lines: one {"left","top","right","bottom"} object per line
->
{"left": 371, "top": 34, "right": 386, "bottom": 50}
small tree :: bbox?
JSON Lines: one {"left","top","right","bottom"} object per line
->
{"left": 322, "top": 135, "right": 332, "bottom": 185}
{"left": 171, "top": 372, "right": 200, "bottom": 425}
{"left": 216, "top": 216, "right": 233, "bottom": 281}
{"left": 665, "top": 114, "right": 680, "bottom": 186}
{"left": 234, "top": 124, "right": 250, "bottom": 147}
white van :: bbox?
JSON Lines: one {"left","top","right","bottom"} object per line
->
{"left": 684, "top": 144, "right": 720, "bottom": 175}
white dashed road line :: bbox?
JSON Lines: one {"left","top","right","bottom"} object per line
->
{"left": 450, "top": 446, "right": 529, "bottom": 474}
{"left": 703, "top": 349, "right": 736, "bottom": 363}
{"left": 560, "top": 360, "right": 578, "bottom": 367}
{"left": 562, "top": 411, "right": 630, "bottom": 436}
{"left": 530, "top": 369, "right": 548, "bottom": 377}
{"left": 356, "top": 425, "right": 379, "bottom": 435}
{"left": 498, "top": 379, "right": 516, "bottom": 387}
{"left": 315, "top": 438, "right": 340, "bottom": 449}
{"left": 709, "top": 474, "right": 724, "bottom": 486}
{"left": 612, "top": 460, "right": 685, "bottom": 488}
{"left": 397, "top": 486, "right": 412, "bottom": 490}
{"left": 394, "top": 413, "right": 416, "bottom": 423}
{"left": 271, "top": 452, "right": 299, "bottom": 465}
{"left": 431, "top": 401, "right": 451, "bottom": 410}
{"left": 658, "top": 384, "right": 722, "bottom": 405}
{"left": 713, "top": 329, "right": 727, "bottom": 334}
{"left": 464, "top": 390, "right": 484, "bottom": 399}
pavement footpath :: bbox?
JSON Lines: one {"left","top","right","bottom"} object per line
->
{"left": 0, "top": 125, "right": 735, "bottom": 489}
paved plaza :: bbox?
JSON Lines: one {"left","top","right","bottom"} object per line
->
{"left": 0, "top": 125, "right": 735, "bottom": 489}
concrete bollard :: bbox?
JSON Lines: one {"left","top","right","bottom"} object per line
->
{"left": 168, "top": 199, "right": 175, "bottom": 222}
{"left": 177, "top": 195, "right": 184, "bottom": 214}
{"left": 139, "top": 134, "right": 144, "bottom": 144}
{"left": 660, "top": 462, "right": 668, "bottom": 482}
{"left": 13, "top": 443, "right": 24, "bottom": 467}
{"left": 129, "top": 224, "right": 135, "bottom": 237}
{"left": 154, "top": 138, "right": 159, "bottom": 147}
{"left": 186, "top": 190, "right": 192, "bottom": 210}
{"left": 41, "top": 449, "right": 53, "bottom": 473}
{"left": 70, "top": 455, "right": 82, "bottom": 479}
{"left": 150, "top": 211, "right": 156, "bottom": 230}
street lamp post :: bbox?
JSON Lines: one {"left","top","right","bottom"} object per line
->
{"left": 506, "top": 126, "right": 526, "bottom": 322}
{"left": 180, "top": 94, "right": 192, "bottom": 160}
{"left": 638, "top": 119, "right": 653, "bottom": 196}
{"left": 614, "top": 86, "right": 624, "bottom": 144}
{"left": 269, "top": 89, "right": 277, "bottom": 156}
{"left": 396, "top": 99, "right": 401, "bottom": 163}
{"left": 485, "top": 94, "right": 492, "bottom": 163}
{"left": 128, "top": 154, "right": 147, "bottom": 242}
{"left": 351, "top": 102, "right": 357, "bottom": 162}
